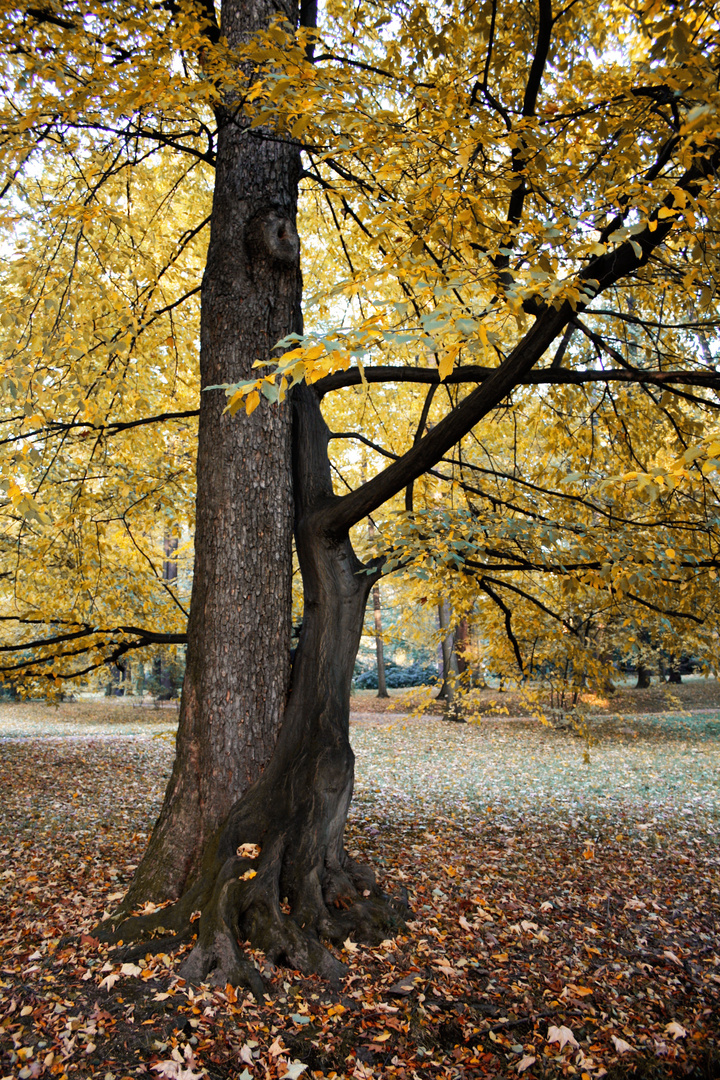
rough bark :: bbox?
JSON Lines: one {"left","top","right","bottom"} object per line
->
{"left": 121, "top": 0, "right": 299, "bottom": 909}
{"left": 102, "top": 386, "right": 405, "bottom": 992}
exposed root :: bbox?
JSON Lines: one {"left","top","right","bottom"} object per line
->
{"left": 95, "top": 839, "right": 406, "bottom": 1000}
{"left": 94, "top": 880, "right": 206, "bottom": 946}
{"left": 115, "top": 930, "right": 194, "bottom": 965}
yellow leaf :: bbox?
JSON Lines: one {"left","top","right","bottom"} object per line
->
{"left": 237, "top": 843, "right": 261, "bottom": 858}
{"left": 438, "top": 344, "right": 459, "bottom": 380}
{"left": 245, "top": 390, "right": 260, "bottom": 415}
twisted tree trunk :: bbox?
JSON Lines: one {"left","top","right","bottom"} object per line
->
{"left": 103, "top": 387, "right": 404, "bottom": 992}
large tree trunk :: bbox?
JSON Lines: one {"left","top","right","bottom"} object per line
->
{"left": 103, "top": 386, "right": 403, "bottom": 992}
{"left": 121, "top": 0, "right": 300, "bottom": 910}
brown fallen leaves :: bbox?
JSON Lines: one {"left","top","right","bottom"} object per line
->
{"left": 1, "top": 712, "right": 719, "bottom": 1080}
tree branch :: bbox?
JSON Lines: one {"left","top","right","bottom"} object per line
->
{"left": 316, "top": 145, "right": 720, "bottom": 537}
{"left": 316, "top": 364, "right": 720, "bottom": 396}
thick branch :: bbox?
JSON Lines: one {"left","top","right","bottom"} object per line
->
{"left": 316, "top": 365, "right": 720, "bottom": 396}
{"left": 318, "top": 146, "right": 720, "bottom": 536}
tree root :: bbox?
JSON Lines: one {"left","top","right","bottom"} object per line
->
{"left": 94, "top": 840, "right": 406, "bottom": 1000}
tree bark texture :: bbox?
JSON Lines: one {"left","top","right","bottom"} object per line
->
{"left": 105, "top": 386, "right": 404, "bottom": 991}
{"left": 123, "top": 0, "right": 300, "bottom": 909}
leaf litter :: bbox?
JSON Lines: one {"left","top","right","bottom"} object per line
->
{"left": 1, "top": 700, "right": 719, "bottom": 1079}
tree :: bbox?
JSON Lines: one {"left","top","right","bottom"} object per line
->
{"left": 2, "top": 0, "right": 720, "bottom": 993}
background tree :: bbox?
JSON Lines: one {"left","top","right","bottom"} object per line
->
{"left": 2, "top": 0, "right": 720, "bottom": 992}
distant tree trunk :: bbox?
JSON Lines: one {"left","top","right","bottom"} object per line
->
{"left": 364, "top": 490, "right": 389, "bottom": 700}
{"left": 635, "top": 663, "right": 651, "bottom": 689}
{"left": 438, "top": 598, "right": 462, "bottom": 720}
{"left": 372, "top": 585, "right": 389, "bottom": 698}
{"left": 667, "top": 662, "right": 682, "bottom": 684}
{"left": 455, "top": 617, "right": 469, "bottom": 675}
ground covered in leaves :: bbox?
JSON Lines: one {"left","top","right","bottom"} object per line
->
{"left": 1, "top": 699, "right": 719, "bottom": 1080}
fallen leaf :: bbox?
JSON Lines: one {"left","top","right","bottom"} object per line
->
{"left": 665, "top": 1021, "right": 687, "bottom": 1040}
{"left": 237, "top": 843, "right": 261, "bottom": 858}
{"left": 281, "top": 1063, "right": 308, "bottom": 1080}
{"left": 517, "top": 1055, "right": 536, "bottom": 1073}
{"left": 547, "top": 1025, "right": 579, "bottom": 1050}
{"left": 152, "top": 1046, "right": 206, "bottom": 1080}
{"left": 611, "top": 1034, "right": 635, "bottom": 1054}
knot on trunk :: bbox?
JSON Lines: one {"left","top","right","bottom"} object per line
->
{"left": 246, "top": 208, "right": 299, "bottom": 266}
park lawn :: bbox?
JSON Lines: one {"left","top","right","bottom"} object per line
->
{"left": 0, "top": 701, "right": 719, "bottom": 1079}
